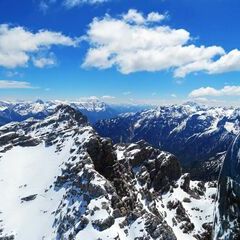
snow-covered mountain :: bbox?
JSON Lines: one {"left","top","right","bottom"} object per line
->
{"left": 0, "top": 99, "right": 150, "bottom": 125}
{"left": 95, "top": 102, "right": 240, "bottom": 180}
{"left": 0, "top": 104, "right": 217, "bottom": 240}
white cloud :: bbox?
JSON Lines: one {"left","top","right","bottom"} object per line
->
{"left": 174, "top": 49, "right": 240, "bottom": 77}
{"left": 208, "top": 49, "right": 240, "bottom": 74}
{"left": 192, "top": 97, "right": 209, "bottom": 102}
{"left": 147, "top": 12, "right": 166, "bottom": 23}
{"left": 39, "top": 0, "right": 107, "bottom": 11}
{"left": 64, "top": 0, "right": 107, "bottom": 8}
{"left": 123, "top": 9, "right": 145, "bottom": 25}
{"left": 88, "top": 96, "right": 99, "bottom": 100}
{"left": 82, "top": 9, "right": 240, "bottom": 77}
{"left": 0, "top": 24, "right": 78, "bottom": 68}
{"left": 33, "top": 57, "right": 56, "bottom": 68}
{"left": 101, "top": 95, "right": 115, "bottom": 99}
{"left": 171, "top": 94, "right": 177, "bottom": 98}
{"left": 32, "top": 52, "right": 56, "bottom": 68}
{"left": 189, "top": 86, "right": 240, "bottom": 98}
{"left": 0, "top": 80, "right": 35, "bottom": 89}
{"left": 123, "top": 9, "right": 166, "bottom": 25}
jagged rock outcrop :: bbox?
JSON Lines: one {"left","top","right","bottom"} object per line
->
{"left": 213, "top": 134, "right": 240, "bottom": 239}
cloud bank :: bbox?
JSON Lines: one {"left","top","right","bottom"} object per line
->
{"left": 39, "top": 0, "right": 109, "bottom": 11}
{"left": 82, "top": 9, "right": 240, "bottom": 77}
{"left": 0, "top": 80, "right": 35, "bottom": 89}
{"left": 189, "top": 86, "right": 240, "bottom": 97}
{"left": 0, "top": 24, "right": 78, "bottom": 68}
{"left": 64, "top": 0, "right": 108, "bottom": 8}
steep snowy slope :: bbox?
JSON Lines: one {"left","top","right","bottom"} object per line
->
{"left": 95, "top": 103, "right": 240, "bottom": 179}
{"left": 0, "top": 105, "right": 216, "bottom": 240}
{"left": 213, "top": 134, "right": 240, "bottom": 239}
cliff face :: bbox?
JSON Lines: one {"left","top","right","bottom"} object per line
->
{"left": 213, "top": 134, "right": 240, "bottom": 240}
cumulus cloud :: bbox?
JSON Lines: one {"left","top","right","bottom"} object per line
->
{"left": 174, "top": 49, "right": 240, "bottom": 77}
{"left": 122, "top": 9, "right": 145, "bottom": 25}
{"left": 82, "top": 9, "right": 240, "bottom": 77}
{"left": 189, "top": 86, "right": 240, "bottom": 98}
{"left": 0, "top": 80, "right": 35, "bottom": 89}
{"left": 0, "top": 24, "right": 78, "bottom": 68}
{"left": 147, "top": 12, "right": 166, "bottom": 23}
{"left": 122, "top": 9, "right": 166, "bottom": 25}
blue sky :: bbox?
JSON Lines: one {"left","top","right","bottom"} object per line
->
{"left": 0, "top": 0, "right": 240, "bottom": 105}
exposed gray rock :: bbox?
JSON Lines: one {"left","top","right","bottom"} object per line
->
{"left": 92, "top": 216, "right": 115, "bottom": 231}
{"left": 20, "top": 194, "right": 37, "bottom": 202}
{"left": 180, "top": 173, "right": 190, "bottom": 192}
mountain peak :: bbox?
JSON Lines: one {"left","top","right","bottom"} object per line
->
{"left": 182, "top": 101, "right": 205, "bottom": 108}
{"left": 35, "top": 99, "right": 44, "bottom": 104}
{"left": 53, "top": 104, "right": 88, "bottom": 125}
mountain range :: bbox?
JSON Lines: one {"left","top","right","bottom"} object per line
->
{"left": 95, "top": 102, "right": 240, "bottom": 180}
{"left": 0, "top": 101, "right": 239, "bottom": 239}
{"left": 0, "top": 99, "right": 150, "bottom": 126}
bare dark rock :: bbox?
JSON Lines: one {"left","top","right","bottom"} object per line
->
{"left": 85, "top": 137, "right": 116, "bottom": 179}
{"left": 180, "top": 173, "right": 191, "bottom": 192}
{"left": 21, "top": 194, "right": 37, "bottom": 202}
{"left": 75, "top": 217, "right": 89, "bottom": 233}
{"left": 112, "top": 208, "right": 122, "bottom": 218}
{"left": 183, "top": 197, "right": 191, "bottom": 203}
{"left": 144, "top": 213, "right": 177, "bottom": 240}
{"left": 92, "top": 216, "right": 115, "bottom": 231}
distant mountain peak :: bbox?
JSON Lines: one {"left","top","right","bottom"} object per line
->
{"left": 54, "top": 104, "right": 88, "bottom": 125}
{"left": 182, "top": 101, "right": 206, "bottom": 108}
{"left": 35, "top": 99, "right": 44, "bottom": 104}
